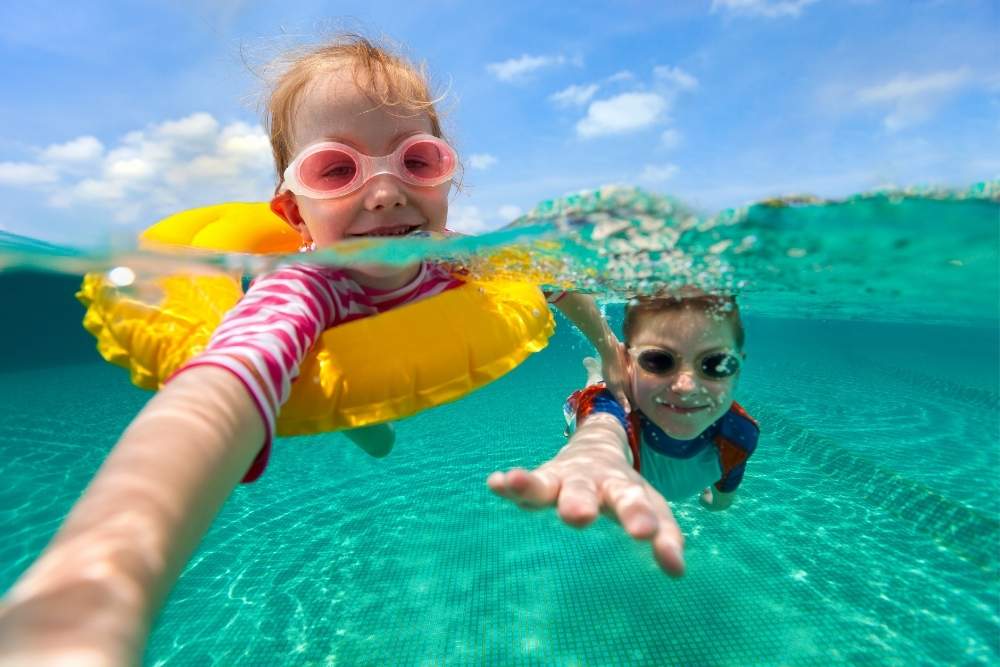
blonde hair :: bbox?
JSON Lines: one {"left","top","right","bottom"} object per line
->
{"left": 265, "top": 34, "right": 446, "bottom": 182}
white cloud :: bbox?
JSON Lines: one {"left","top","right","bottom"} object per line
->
{"left": 856, "top": 68, "right": 973, "bottom": 131}
{"left": 105, "top": 156, "right": 155, "bottom": 181}
{"left": 711, "top": 0, "right": 819, "bottom": 18}
{"left": 155, "top": 112, "right": 220, "bottom": 144}
{"left": 550, "top": 83, "right": 599, "bottom": 107}
{"left": 218, "top": 121, "right": 271, "bottom": 161}
{"left": 660, "top": 128, "right": 682, "bottom": 149}
{"left": 576, "top": 92, "right": 667, "bottom": 138}
{"left": 653, "top": 65, "right": 698, "bottom": 91}
{"left": 639, "top": 163, "right": 680, "bottom": 183}
{"left": 5, "top": 112, "right": 274, "bottom": 225}
{"left": 568, "top": 65, "right": 697, "bottom": 141}
{"left": 40, "top": 136, "right": 104, "bottom": 163}
{"left": 857, "top": 69, "right": 972, "bottom": 104}
{"left": 0, "top": 162, "right": 59, "bottom": 186}
{"left": 486, "top": 54, "right": 568, "bottom": 82}
{"left": 448, "top": 204, "right": 496, "bottom": 234}
{"left": 498, "top": 205, "right": 523, "bottom": 222}
{"left": 468, "top": 153, "right": 498, "bottom": 170}
{"left": 66, "top": 178, "right": 125, "bottom": 204}
{"left": 607, "top": 71, "right": 635, "bottom": 84}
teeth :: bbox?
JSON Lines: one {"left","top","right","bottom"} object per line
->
{"left": 367, "top": 225, "right": 416, "bottom": 237}
{"left": 654, "top": 397, "right": 704, "bottom": 410}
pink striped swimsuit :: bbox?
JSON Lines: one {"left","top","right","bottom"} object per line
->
{"left": 174, "top": 261, "right": 464, "bottom": 481}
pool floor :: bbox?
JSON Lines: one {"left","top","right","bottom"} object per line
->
{"left": 1, "top": 314, "right": 997, "bottom": 665}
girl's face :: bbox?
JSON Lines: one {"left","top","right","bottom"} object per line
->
{"left": 271, "top": 69, "right": 450, "bottom": 249}
{"left": 627, "top": 307, "right": 742, "bottom": 440}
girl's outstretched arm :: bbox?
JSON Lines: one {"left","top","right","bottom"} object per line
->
{"left": 0, "top": 366, "right": 265, "bottom": 667}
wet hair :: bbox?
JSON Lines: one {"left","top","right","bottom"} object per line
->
{"left": 623, "top": 295, "right": 745, "bottom": 350}
{"left": 264, "top": 34, "right": 447, "bottom": 182}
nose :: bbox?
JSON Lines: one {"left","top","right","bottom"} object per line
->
{"left": 363, "top": 174, "right": 407, "bottom": 210}
{"left": 669, "top": 370, "right": 698, "bottom": 394}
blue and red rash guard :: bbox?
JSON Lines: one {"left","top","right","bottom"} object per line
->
{"left": 564, "top": 385, "right": 759, "bottom": 502}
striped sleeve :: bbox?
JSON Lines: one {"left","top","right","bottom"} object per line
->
{"left": 544, "top": 290, "right": 568, "bottom": 304}
{"left": 170, "top": 265, "right": 345, "bottom": 481}
{"left": 365, "top": 262, "right": 464, "bottom": 309}
{"left": 171, "top": 262, "right": 463, "bottom": 482}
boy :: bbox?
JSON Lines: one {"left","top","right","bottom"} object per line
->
{"left": 488, "top": 295, "right": 759, "bottom": 576}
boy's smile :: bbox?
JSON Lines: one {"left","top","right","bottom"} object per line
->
{"left": 652, "top": 398, "right": 712, "bottom": 414}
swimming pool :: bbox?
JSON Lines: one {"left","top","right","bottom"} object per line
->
{"left": 0, "top": 187, "right": 997, "bottom": 665}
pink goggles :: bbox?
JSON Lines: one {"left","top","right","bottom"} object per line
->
{"left": 278, "top": 133, "right": 457, "bottom": 199}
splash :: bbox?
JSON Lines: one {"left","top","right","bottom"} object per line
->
{"left": 0, "top": 181, "right": 996, "bottom": 324}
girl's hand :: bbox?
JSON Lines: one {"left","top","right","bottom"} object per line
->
{"left": 0, "top": 577, "right": 145, "bottom": 667}
{"left": 487, "top": 450, "right": 685, "bottom": 576}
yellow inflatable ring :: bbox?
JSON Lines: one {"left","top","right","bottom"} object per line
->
{"left": 78, "top": 203, "right": 554, "bottom": 436}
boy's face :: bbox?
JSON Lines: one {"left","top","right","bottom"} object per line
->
{"left": 627, "top": 307, "right": 742, "bottom": 440}
{"left": 272, "top": 69, "right": 450, "bottom": 248}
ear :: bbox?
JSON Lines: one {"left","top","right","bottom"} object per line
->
{"left": 270, "top": 192, "right": 311, "bottom": 243}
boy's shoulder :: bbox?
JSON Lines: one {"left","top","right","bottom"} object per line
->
{"left": 717, "top": 402, "right": 759, "bottom": 455}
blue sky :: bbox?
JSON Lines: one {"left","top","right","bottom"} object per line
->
{"left": 0, "top": 0, "right": 997, "bottom": 244}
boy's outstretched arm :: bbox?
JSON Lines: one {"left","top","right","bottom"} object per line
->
{"left": 487, "top": 413, "right": 685, "bottom": 576}
{"left": 551, "top": 293, "right": 630, "bottom": 410}
{"left": 0, "top": 366, "right": 265, "bottom": 667}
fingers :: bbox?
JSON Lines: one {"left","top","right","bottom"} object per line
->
{"left": 653, "top": 531, "right": 686, "bottom": 577}
{"left": 555, "top": 476, "right": 601, "bottom": 527}
{"left": 601, "top": 477, "right": 685, "bottom": 577}
{"left": 597, "top": 477, "right": 655, "bottom": 538}
{"left": 486, "top": 468, "right": 560, "bottom": 509}
{"left": 647, "top": 493, "right": 686, "bottom": 577}
{"left": 488, "top": 467, "right": 687, "bottom": 577}
{"left": 488, "top": 467, "right": 604, "bottom": 528}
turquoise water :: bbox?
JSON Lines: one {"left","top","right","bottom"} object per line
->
{"left": 0, "top": 186, "right": 998, "bottom": 664}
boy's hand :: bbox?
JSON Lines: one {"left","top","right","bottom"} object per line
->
{"left": 699, "top": 487, "right": 735, "bottom": 512}
{"left": 487, "top": 452, "right": 685, "bottom": 577}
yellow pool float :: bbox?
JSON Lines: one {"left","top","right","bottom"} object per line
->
{"left": 78, "top": 202, "right": 554, "bottom": 435}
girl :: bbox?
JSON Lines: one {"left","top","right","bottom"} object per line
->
{"left": 0, "top": 35, "right": 620, "bottom": 666}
